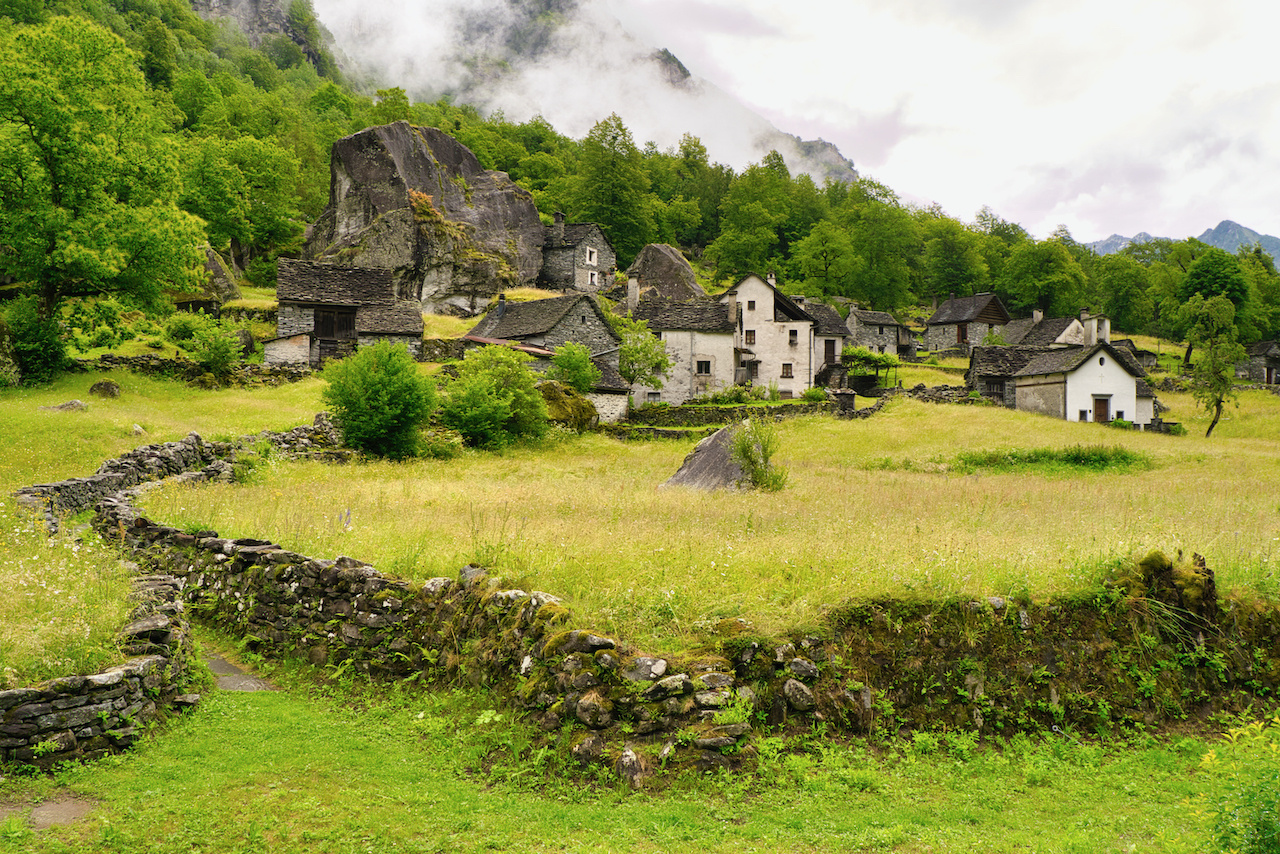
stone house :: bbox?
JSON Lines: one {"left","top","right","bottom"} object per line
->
{"left": 793, "top": 297, "right": 849, "bottom": 369}
{"left": 1238, "top": 340, "right": 1280, "bottom": 384}
{"left": 1112, "top": 338, "right": 1159, "bottom": 370}
{"left": 968, "top": 322, "right": 1155, "bottom": 427}
{"left": 464, "top": 293, "right": 629, "bottom": 420}
{"left": 1001, "top": 310, "right": 1084, "bottom": 347}
{"left": 538, "top": 212, "right": 616, "bottom": 292}
{"left": 629, "top": 298, "right": 736, "bottom": 405}
{"left": 924, "top": 292, "right": 1011, "bottom": 352}
{"left": 846, "top": 308, "right": 907, "bottom": 356}
{"left": 265, "top": 258, "right": 423, "bottom": 367}
{"left": 718, "top": 273, "right": 814, "bottom": 398}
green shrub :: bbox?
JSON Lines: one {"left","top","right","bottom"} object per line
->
{"left": 4, "top": 296, "right": 70, "bottom": 384}
{"left": 164, "top": 311, "right": 216, "bottom": 345}
{"left": 1108, "top": 418, "right": 1133, "bottom": 430}
{"left": 801, "top": 387, "right": 828, "bottom": 402}
{"left": 690, "top": 384, "right": 765, "bottom": 405}
{"left": 439, "top": 345, "right": 547, "bottom": 448}
{"left": 731, "top": 417, "right": 788, "bottom": 491}
{"left": 321, "top": 341, "right": 437, "bottom": 460}
{"left": 548, "top": 342, "right": 601, "bottom": 393}
{"left": 191, "top": 329, "right": 241, "bottom": 383}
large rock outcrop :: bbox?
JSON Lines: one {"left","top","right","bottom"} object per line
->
{"left": 626, "top": 244, "right": 705, "bottom": 301}
{"left": 303, "top": 122, "right": 546, "bottom": 315}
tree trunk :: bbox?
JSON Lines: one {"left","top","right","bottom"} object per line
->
{"left": 1183, "top": 340, "right": 1194, "bottom": 370}
{"left": 1205, "top": 398, "right": 1223, "bottom": 438}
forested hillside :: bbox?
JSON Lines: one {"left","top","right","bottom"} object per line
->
{"left": 2, "top": 0, "right": 1280, "bottom": 350}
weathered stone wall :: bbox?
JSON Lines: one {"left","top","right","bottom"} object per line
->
{"left": 586, "top": 392, "right": 628, "bottom": 424}
{"left": 277, "top": 303, "right": 313, "bottom": 337}
{"left": 0, "top": 575, "right": 198, "bottom": 769}
{"left": 625, "top": 401, "right": 833, "bottom": 427}
{"left": 75, "top": 355, "right": 313, "bottom": 387}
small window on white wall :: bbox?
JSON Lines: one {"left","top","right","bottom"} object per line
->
{"left": 696, "top": 360, "right": 711, "bottom": 375}
{"left": 647, "top": 391, "right": 660, "bottom": 403}
{"left": 586, "top": 248, "right": 597, "bottom": 265}
{"left": 1079, "top": 410, "right": 1089, "bottom": 422}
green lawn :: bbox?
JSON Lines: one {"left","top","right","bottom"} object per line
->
{"left": 0, "top": 632, "right": 1251, "bottom": 853}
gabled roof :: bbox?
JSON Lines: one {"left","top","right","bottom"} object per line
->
{"left": 1016, "top": 342, "right": 1146, "bottom": 379}
{"left": 633, "top": 297, "right": 733, "bottom": 334}
{"left": 804, "top": 302, "right": 850, "bottom": 337}
{"left": 1003, "top": 317, "right": 1077, "bottom": 345}
{"left": 546, "top": 222, "right": 612, "bottom": 251}
{"left": 848, "top": 309, "right": 900, "bottom": 327}
{"left": 467, "top": 294, "right": 619, "bottom": 345}
{"left": 927, "top": 292, "right": 1010, "bottom": 326}
{"left": 277, "top": 258, "right": 395, "bottom": 306}
{"left": 357, "top": 302, "right": 424, "bottom": 336}
{"left": 969, "top": 342, "right": 1147, "bottom": 381}
{"left": 1246, "top": 339, "right": 1280, "bottom": 358}
{"left": 968, "top": 346, "right": 1046, "bottom": 379}
{"left": 1113, "top": 338, "right": 1158, "bottom": 359}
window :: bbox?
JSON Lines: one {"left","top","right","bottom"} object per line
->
{"left": 745, "top": 330, "right": 756, "bottom": 345}
{"left": 749, "top": 362, "right": 759, "bottom": 379}
{"left": 789, "top": 329, "right": 798, "bottom": 346}
{"left": 878, "top": 325, "right": 885, "bottom": 335}
{"left": 986, "top": 380, "right": 1005, "bottom": 397}
{"left": 646, "top": 392, "right": 661, "bottom": 403}
{"left": 957, "top": 323, "right": 969, "bottom": 343}
{"left": 781, "top": 363, "right": 793, "bottom": 378}
{"left": 747, "top": 300, "right": 756, "bottom": 311}
{"left": 586, "top": 247, "right": 597, "bottom": 265}
{"left": 1116, "top": 411, "right": 1124, "bottom": 421}
{"left": 696, "top": 360, "right": 711, "bottom": 375}
{"left": 1079, "top": 410, "right": 1089, "bottom": 422}
{"left": 588, "top": 271, "right": 597, "bottom": 285}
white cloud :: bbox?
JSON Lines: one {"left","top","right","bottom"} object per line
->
{"left": 315, "top": 0, "right": 1280, "bottom": 241}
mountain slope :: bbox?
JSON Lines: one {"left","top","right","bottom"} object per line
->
{"left": 1088, "top": 221, "right": 1280, "bottom": 257}
{"left": 308, "top": 0, "right": 857, "bottom": 182}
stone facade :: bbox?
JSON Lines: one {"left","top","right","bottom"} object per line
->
{"left": 539, "top": 215, "right": 616, "bottom": 292}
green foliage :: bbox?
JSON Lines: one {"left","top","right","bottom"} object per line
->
{"left": 321, "top": 341, "right": 437, "bottom": 460}
{"left": 191, "top": 330, "right": 241, "bottom": 383}
{"left": 3, "top": 295, "right": 69, "bottom": 384}
{"left": 165, "top": 311, "right": 218, "bottom": 346}
{"left": 611, "top": 314, "right": 672, "bottom": 391}
{"left": 731, "top": 418, "right": 788, "bottom": 491}
{"left": 801, "top": 387, "right": 828, "bottom": 402}
{"left": 569, "top": 113, "right": 651, "bottom": 265}
{"left": 547, "top": 342, "right": 600, "bottom": 393}
{"left": 689, "top": 384, "right": 766, "bottom": 405}
{"left": 1203, "top": 715, "right": 1280, "bottom": 854}
{"left": 1183, "top": 294, "right": 1249, "bottom": 437}
{"left": 953, "top": 445, "right": 1151, "bottom": 474}
{"left": 841, "top": 345, "right": 899, "bottom": 383}
{"left": 439, "top": 345, "right": 548, "bottom": 449}
{"left": 0, "top": 17, "right": 206, "bottom": 319}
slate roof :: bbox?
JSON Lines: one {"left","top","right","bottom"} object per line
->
{"left": 467, "top": 294, "right": 619, "bottom": 344}
{"left": 1246, "top": 339, "right": 1280, "bottom": 358}
{"left": 968, "top": 342, "right": 1147, "bottom": 383}
{"left": 967, "top": 346, "right": 1045, "bottom": 380}
{"left": 848, "top": 309, "right": 900, "bottom": 328}
{"left": 927, "top": 292, "right": 1010, "bottom": 326}
{"left": 546, "top": 222, "right": 610, "bottom": 249}
{"left": 1001, "top": 316, "right": 1078, "bottom": 345}
{"left": 591, "top": 358, "right": 629, "bottom": 393}
{"left": 632, "top": 298, "right": 733, "bottom": 333}
{"left": 803, "top": 302, "right": 849, "bottom": 337}
{"left": 1136, "top": 378, "right": 1154, "bottom": 398}
{"left": 357, "top": 302, "right": 424, "bottom": 336}
{"left": 277, "top": 258, "right": 395, "bottom": 306}
{"left": 1016, "top": 342, "right": 1146, "bottom": 378}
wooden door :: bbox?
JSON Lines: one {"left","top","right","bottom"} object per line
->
{"left": 1093, "top": 397, "right": 1110, "bottom": 423}
{"left": 824, "top": 339, "right": 836, "bottom": 364}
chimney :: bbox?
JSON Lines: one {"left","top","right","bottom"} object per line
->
{"left": 626, "top": 274, "right": 639, "bottom": 313}
{"left": 495, "top": 293, "right": 507, "bottom": 320}
{"left": 767, "top": 270, "right": 777, "bottom": 287}
{"left": 1032, "top": 308, "right": 1043, "bottom": 325}
{"left": 1080, "top": 307, "right": 1089, "bottom": 321}
{"left": 790, "top": 294, "right": 805, "bottom": 306}
{"left": 552, "top": 211, "right": 565, "bottom": 244}
{"left": 723, "top": 289, "right": 738, "bottom": 337}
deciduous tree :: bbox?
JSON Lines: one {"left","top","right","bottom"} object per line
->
{"left": 1181, "top": 294, "right": 1248, "bottom": 438}
{"left": 0, "top": 18, "right": 204, "bottom": 319}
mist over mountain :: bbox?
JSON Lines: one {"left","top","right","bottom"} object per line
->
{"left": 1087, "top": 221, "right": 1280, "bottom": 258}
{"left": 309, "top": 0, "right": 858, "bottom": 183}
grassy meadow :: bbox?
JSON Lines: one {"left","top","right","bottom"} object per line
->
{"left": 138, "top": 387, "right": 1280, "bottom": 652}
{"left": 1, "top": 628, "right": 1263, "bottom": 854}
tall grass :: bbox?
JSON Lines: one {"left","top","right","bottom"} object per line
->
{"left": 140, "top": 392, "right": 1280, "bottom": 651}
{"left": 0, "top": 502, "right": 133, "bottom": 688}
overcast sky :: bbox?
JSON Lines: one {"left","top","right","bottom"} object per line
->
{"left": 602, "top": 0, "right": 1279, "bottom": 243}
{"left": 314, "top": 0, "right": 1279, "bottom": 243}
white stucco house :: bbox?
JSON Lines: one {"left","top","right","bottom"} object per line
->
{"left": 718, "top": 273, "right": 815, "bottom": 398}
{"left": 630, "top": 298, "right": 736, "bottom": 405}
{"left": 967, "top": 313, "right": 1155, "bottom": 427}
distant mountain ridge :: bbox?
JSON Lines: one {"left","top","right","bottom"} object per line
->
{"left": 1087, "top": 221, "right": 1280, "bottom": 257}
